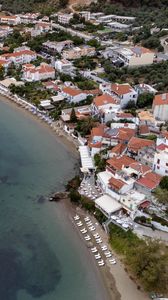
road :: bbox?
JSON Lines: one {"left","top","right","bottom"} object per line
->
{"left": 52, "top": 22, "right": 94, "bottom": 41}
{"left": 134, "top": 223, "right": 168, "bottom": 243}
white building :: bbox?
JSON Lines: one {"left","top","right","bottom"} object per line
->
{"left": 107, "top": 22, "right": 131, "bottom": 32}
{"left": 91, "top": 94, "right": 120, "bottom": 122}
{"left": 112, "top": 46, "right": 155, "bottom": 67}
{"left": 62, "top": 46, "right": 95, "bottom": 60}
{"left": 0, "top": 49, "right": 37, "bottom": 65}
{"left": 62, "top": 87, "right": 87, "bottom": 103}
{"left": 55, "top": 59, "right": 73, "bottom": 73}
{"left": 152, "top": 93, "right": 168, "bottom": 121}
{"left": 153, "top": 148, "right": 168, "bottom": 176}
{"left": 58, "top": 13, "right": 73, "bottom": 24}
{"left": 111, "top": 83, "right": 138, "bottom": 108}
{"left": 22, "top": 63, "right": 55, "bottom": 82}
{"left": 0, "top": 15, "right": 20, "bottom": 25}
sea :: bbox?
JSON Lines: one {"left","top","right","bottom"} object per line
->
{"left": 0, "top": 99, "right": 109, "bottom": 300}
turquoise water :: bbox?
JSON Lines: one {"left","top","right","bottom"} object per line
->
{"left": 0, "top": 100, "right": 109, "bottom": 300}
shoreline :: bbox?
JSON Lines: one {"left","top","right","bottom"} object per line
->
{"left": 60, "top": 196, "right": 150, "bottom": 300}
{"left": 0, "top": 92, "right": 149, "bottom": 300}
{"left": 0, "top": 91, "right": 79, "bottom": 158}
{"left": 60, "top": 196, "right": 121, "bottom": 300}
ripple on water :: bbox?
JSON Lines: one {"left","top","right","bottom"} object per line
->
{"left": 0, "top": 227, "right": 62, "bottom": 300}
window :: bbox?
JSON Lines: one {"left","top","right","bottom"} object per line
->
{"left": 166, "top": 163, "right": 168, "bottom": 167}
{"left": 165, "top": 170, "right": 168, "bottom": 174}
{"left": 157, "top": 159, "right": 160, "bottom": 164}
{"left": 157, "top": 166, "right": 160, "bottom": 169}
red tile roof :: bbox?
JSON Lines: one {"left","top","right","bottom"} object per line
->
{"left": 93, "top": 94, "right": 118, "bottom": 107}
{"left": 118, "top": 128, "right": 135, "bottom": 142}
{"left": 63, "top": 87, "right": 84, "bottom": 96}
{"left": 116, "top": 112, "right": 134, "bottom": 119}
{"left": 91, "top": 124, "right": 107, "bottom": 137}
{"left": 111, "top": 83, "right": 133, "bottom": 95}
{"left": 107, "top": 155, "right": 135, "bottom": 171}
{"left": 153, "top": 93, "right": 168, "bottom": 107}
{"left": 109, "top": 177, "right": 125, "bottom": 190}
{"left": 157, "top": 143, "right": 168, "bottom": 151}
{"left": 128, "top": 137, "right": 155, "bottom": 152}
{"left": 136, "top": 172, "right": 162, "bottom": 190}
{"left": 110, "top": 143, "right": 127, "bottom": 156}
{"left": 139, "top": 125, "right": 150, "bottom": 135}
{"left": 130, "top": 162, "right": 151, "bottom": 175}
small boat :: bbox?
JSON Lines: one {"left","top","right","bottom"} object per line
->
{"left": 96, "top": 238, "right": 102, "bottom": 244}
{"left": 95, "top": 254, "right": 101, "bottom": 259}
{"left": 89, "top": 226, "right": 95, "bottom": 231}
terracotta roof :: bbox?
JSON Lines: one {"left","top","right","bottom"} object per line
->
{"left": 136, "top": 172, "right": 161, "bottom": 190}
{"left": 128, "top": 137, "right": 155, "bottom": 152}
{"left": 89, "top": 141, "right": 102, "bottom": 149}
{"left": 139, "top": 125, "right": 150, "bottom": 135}
{"left": 153, "top": 93, "right": 168, "bottom": 106}
{"left": 109, "top": 177, "right": 125, "bottom": 190}
{"left": 84, "top": 89, "right": 101, "bottom": 95}
{"left": 93, "top": 94, "right": 118, "bottom": 107}
{"left": 118, "top": 128, "right": 135, "bottom": 142}
{"left": 107, "top": 155, "right": 135, "bottom": 171}
{"left": 91, "top": 124, "right": 106, "bottom": 137}
{"left": 63, "top": 87, "right": 84, "bottom": 96}
{"left": 111, "top": 83, "right": 133, "bottom": 95}
{"left": 111, "top": 143, "right": 127, "bottom": 155}
{"left": 1, "top": 49, "right": 36, "bottom": 59}
{"left": 130, "top": 162, "right": 151, "bottom": 175}
{"left": 0, "top": 15, "right": 17, "bottom": 20}
{"left": 116, "top": 112, "right": 134, "bottom": 119}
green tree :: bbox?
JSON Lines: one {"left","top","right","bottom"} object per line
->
{"left": 160, "top": 176, "right": 168, "bottom": 190}
{"left": 137, "top": 93, "right": 154, "bottom": 108}
{"left": 70, "top": 108, "right": 77, "bottom": 123}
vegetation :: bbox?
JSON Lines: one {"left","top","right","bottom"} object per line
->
{"left": 73, "top": 56, "right": 97, "bottom": 70}
{"left": 136, "top": 93, "right": 154, "bottom": 109}
{"left": 102, "top": 59, "right": 168, "bottom": 92}
{"left": 154, "top": 188, "right": 168, "bottom": 205}
{"left": 70, "top": 108, "right": 77, "bottom": 123}
{"left": 75, "top": 117, "right": 98, "bottom": 137}
{"left": 9, "top": 82, "right": 53, "bottom": 106}
{"left": 94, "top": 153, "right": 106, "bottom": 173}
{"left": 0, "top": 0, "right": 64, "bottom": 14}
{"left": 159, "top": 176, "right": 168, "bottom": 190}
{"left": 109, "top": 224, "right": 168, "bottom": 293}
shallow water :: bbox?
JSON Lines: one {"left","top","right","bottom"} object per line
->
{"left": 0, "top": 99, "right": 109, "bottom": 300}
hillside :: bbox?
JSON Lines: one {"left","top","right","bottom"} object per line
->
{"left": 108, "top": 0, "right": 168, "bottom": 8}
{"left": 0, "top": 0, "right": 68, "bottom": 14}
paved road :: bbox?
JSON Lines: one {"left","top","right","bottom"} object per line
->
{"left": 52, "top": 22, "right": 94, "bottom": 41}
{"left": 134, "top": 223, "right": 168, "bottom": 243}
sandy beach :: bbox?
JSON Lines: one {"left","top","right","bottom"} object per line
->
{"left": 62, "top": 197, "right": 150, "bottom": 300}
